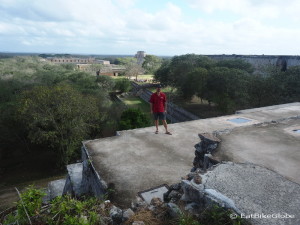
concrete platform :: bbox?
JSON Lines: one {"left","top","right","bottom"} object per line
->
{"left": 214, "top": 118, "right": 300, "bottom": 184}
{"left": 203, "top": 162, "right": 300, "bottom": 225}
{"left": 84, "top": 103, "right": 300, "bottom": 210}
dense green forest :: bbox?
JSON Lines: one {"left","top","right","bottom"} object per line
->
{"left": 0, "top": 56, "right": 128, "bottom": 168}
{"left": 155, "top": 54, "right": 300, "bottom": 113}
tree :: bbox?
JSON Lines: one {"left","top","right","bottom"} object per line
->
{"left": 205, "top": 67, "right": 250, "bottom": 112}
{"left": 115, "top": 57, "right": 137, "bottom": 65}
{"left": 119, "top": 108, "right": 151, "bottom": 130}
{"left": 142, "top": 55, "right": 162, "bottom": 74}
{"left": 247, "top": 75, "right": 279, "bottom": 107}
{"left": 96, "top": 75, "right": 116, "bottom": 91}
{"left": 18, "top": 84, "right": 102, "bottom": 166}
{"left": 115, "top": 57, "right": 144, "bottom": 80}
{"left": 114, "top": 78, "right": 131, "bottom": 93}
{"left": 124, "top": 62, "right": 144, "bottom": 80}
{"left": 154, "top": 59, "right": 171, "bottom": 85}
{"left": 277, "top": 66, "right": 300, "bottom": 102}
{"left": 0, "top": 79, "right": 30, "bottom": 154}
{"left": 60, "top": 63, "right": 76, "bottom": 70}
{"left": 89, "top": 63, "right": 103, "bottom": 71}
{"left": 216, "top": 59, "right": 254, "bottom": 73}
{"left": 181, "top": 68, "right": 208, "bottom": 101}
{"left": 155, "top": 54, "right": 214, "bottom": 87}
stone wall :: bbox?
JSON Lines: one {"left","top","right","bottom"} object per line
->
{"left": 48, "top": 57, "right": 95, "bottom": 64}
{"left": 207, "top": 54, "right": 300, "bottom": 72}
{"left": 81, "top": 145, "right": 107, "bottom": 198}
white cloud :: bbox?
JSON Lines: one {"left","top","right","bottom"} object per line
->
{"left": 186, "top": 0, "right": 300, "bottom": 21}
{"left": 0, "top": 0, "right": 300, "bottom": 55}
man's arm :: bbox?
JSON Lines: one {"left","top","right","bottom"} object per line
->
{"left": 164, "top": 94, "right": 167, "bottom": 113}
{"left": 149, "top": 94, "right": 154, "bottom": 113}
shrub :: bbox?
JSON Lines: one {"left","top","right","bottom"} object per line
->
{"left": 199, "top": 205, "right": 250, "bottom": 225}
{"left": 178, "top": 213, "right": 201, "bottom": 225}
{"left": 114, "top": 78, "right": 132, "bottom": 93}
{"left": 119, "top": 108, "right": 151, "bottom": 130}
{"left": 3, "top": 186, "right": 46, "bottom": 225}
{"left": 46, "top": 195, "right": 102, "bottom": 225}
{"left": 2, "top": 187, "right": 104, "bottom": 225}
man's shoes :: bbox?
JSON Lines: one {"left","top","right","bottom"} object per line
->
{"left": 165, "top": 131, "right": 172, "bottom": 135}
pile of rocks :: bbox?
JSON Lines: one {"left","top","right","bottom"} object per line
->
{"left": 103, "top": 195, "right": 182, "bottom": 225}
{"left": 107, "top": 204, "right": 135, "bottom": 224}
{"left": 89, "top": 168, "right": 241, "bottom": 224}
{"left": 164, "top": 168, "right": 241, "bottom": 217}
{"left": 192, "top": 133, "right": 221, "bottom": 171}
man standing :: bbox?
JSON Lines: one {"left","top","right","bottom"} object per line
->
{"left": 149, "top": 85, "right": 172, "bottom": 135}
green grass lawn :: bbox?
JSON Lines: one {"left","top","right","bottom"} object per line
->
{"left": 111, "top": 75, "right": 127, "bottom": 80}
{"left": 121, "top": 95, "right": 152, "bottom": 120}
{"left": 172, "top": 95, "right": 227, "bottom": 118}
{"left": 136, "top": 74, "right": 154, "bottom": 79}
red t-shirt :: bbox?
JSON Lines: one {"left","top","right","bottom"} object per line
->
{"left": 149, "top": 92, "right": 166, "bottom": 113}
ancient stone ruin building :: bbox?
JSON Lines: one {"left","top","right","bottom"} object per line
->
{"left": 207, "top": 54, "right": 300, "bottom": 72}
{"left": 47, "top": 57, "right": 110, "bottom": 65}
{"left": 135, "top": 51, "right": 146, "bottom": 65}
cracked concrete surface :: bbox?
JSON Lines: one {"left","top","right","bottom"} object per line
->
{"left": 214, "top": 118, "right": 300, "bottom": 184}
{"left": 84, "top": 102, "right": 300, "bottom": 224}
{"left": 203, "top": 162, "right": 300, "bottom": 225}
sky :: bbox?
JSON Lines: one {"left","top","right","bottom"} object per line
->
{"left": 1, "top": 0, "right": 300, "bottom": 56}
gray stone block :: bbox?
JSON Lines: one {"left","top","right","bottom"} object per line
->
{"left": 166, "top": 203, "right": 182, "bottom": 218}
{"left": 48, "top": 178, "right": 66, "bottom": 200}
{"left": 204, "top": 189, "right": 241, "bottom": 214}
{"left": 123, "top": 208, "right": 135, "bottom": 221}
{"left": 185, "top": 202, "right": 201, "bottom": 214}
{"left": 109, "top": 206, "right": 123, "bottom": 224}
{"left": 81, "top": 147, "right": 107, "bottom": 198}
{"left": 132, "top": 222, "right": 145, "bottom": 225}
{"left": 181, "top": 179, "right": 204, "bottom": 204}
{"left": 66, "top": 162, "right": 83, "bottom": 196}
{"left": 62, "top": 174, "right": 72, "bottom": 195}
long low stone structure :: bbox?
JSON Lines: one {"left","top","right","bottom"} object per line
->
{"left": 83, "top": 102, "right": 300, "bottom": 224}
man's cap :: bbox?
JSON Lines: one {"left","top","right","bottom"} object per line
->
{"left": 157, "top": 84, "right": 162, "bottom": 88}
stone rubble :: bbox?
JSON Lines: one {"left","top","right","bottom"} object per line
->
{"left": 166, "top": 202, "right": 182, "bottom": 218}
{"left": 131, "top": 222, "right": 145, "bottom": 225}
{"left": 122, "top": 208, "right": 135, "bottom": 221}
{"left": 192, "top": 133, "right": 221, "bottom": 171}
{"left": 109, "top": 206, "right": 123, "bottom": 224}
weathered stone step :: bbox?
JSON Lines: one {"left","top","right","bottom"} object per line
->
{"left": 45, "top": 178, "right": 66, "bottom": 202}
{"left": 63, "top": 162, "right": 83, "bottom": 197}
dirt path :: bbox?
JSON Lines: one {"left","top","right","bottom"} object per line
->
{"left": 0, "top": 150, "right": 66, "bottom": 211}
{"left": 0, "top": 175, "right": 65, "bottom": 211}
